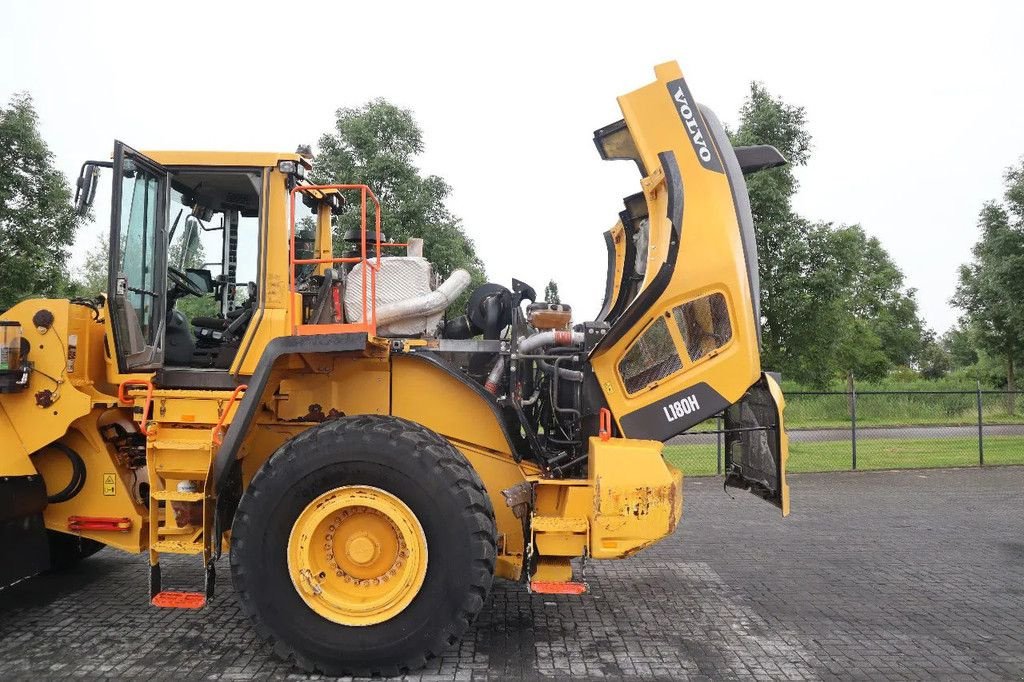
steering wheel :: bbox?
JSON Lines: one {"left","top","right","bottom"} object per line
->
{"left": 168, "top": 266, "right": 206, "bottom": 297}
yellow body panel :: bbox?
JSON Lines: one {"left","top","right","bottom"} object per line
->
{"left": 586, "top": 437, "right": 682, "bottom": 559}
{"left": 0, "top": 301, "right": 94, "bottom": 458}
{"left": 142, "top": 150, "right": 303, "bottom": 168}
{"left": 590, "top": 61, "right": 762, "bottom": 428}
{"left": 34, "top": 411, "right": 148, "bottom": 552}
{"left": 765, "top": 373, "right": 791, "bottom": 516}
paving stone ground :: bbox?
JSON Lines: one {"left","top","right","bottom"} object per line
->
{"left": 1, "top": 466, "right": 1022, "bottom": 680}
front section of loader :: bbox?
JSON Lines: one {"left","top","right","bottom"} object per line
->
{"left": 0, "top": 61, "right": 789, "bottom": 676}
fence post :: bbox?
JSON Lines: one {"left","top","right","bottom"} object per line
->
{"left": 977, "top": 381, "right": 984, "bottom": 467}
{"left": 848, "top": 373, "right": 857, "bottom": 471}
{"left": 716, "top": 414, "right": 723, "bottom": 475}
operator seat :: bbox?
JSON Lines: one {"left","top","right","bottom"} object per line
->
{"left": 189, "top": 282, "right": 258, "bottom": 368}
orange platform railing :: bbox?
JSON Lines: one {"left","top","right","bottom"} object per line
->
{"left": 289, "top": 184, "right": 384, "bottom": 337}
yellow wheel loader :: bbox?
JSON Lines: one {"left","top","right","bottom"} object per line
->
{"left": 0, "top": 62, "right": 790, "bottom": 676}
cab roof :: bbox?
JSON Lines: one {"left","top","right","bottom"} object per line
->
{"left": 140, "top": 150, "right": 308, "bottom": 169}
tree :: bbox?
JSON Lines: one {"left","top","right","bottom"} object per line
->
{"left": 952, "top": 159, "right": 1024, "bottom": 401}
{"left": 78, "top": 232, "right": 109, "bottom": 295}
{"left": 729, "top": 83, "right": 925, "bottom": 386}
{"left": 942, "top": 324, "right": 979, "bottom": 370}
{"left": 312, "top": 100, "right": 485, "bottom": 302}
{"left": 0, "top": 93, "right": 82, "bottom": 310}
{"left": 544, "top": 280, "right": 560, "bottom": 304}
{"left": 917, "top": 330, "right": 952, "bottom": 380}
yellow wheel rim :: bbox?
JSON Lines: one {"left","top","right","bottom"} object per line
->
{"left": 287, "top": 485, "right": 428, "bottom": 626}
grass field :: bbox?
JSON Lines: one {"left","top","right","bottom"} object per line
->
{"left": 664, "top": 435, "right": 1024, "bottom": 477}
{"left": 785, "top": 392, "right": 1024, "bottom": 429}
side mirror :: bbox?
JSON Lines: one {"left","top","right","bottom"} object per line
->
{"left": 74, "top": 163, "right": 100, "bottom": 216}
{"left": 185, "top": 268, "right": 214, "bottom": 295}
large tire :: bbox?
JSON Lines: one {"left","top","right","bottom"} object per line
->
{"left": 46, "top": 531, "right": 105, "bottom": 571}
{"left": 230, "top": 415, "right": 497, "bottom": 677}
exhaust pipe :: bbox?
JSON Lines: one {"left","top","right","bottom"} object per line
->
{"left": 375, "top": 269, "right": 472, "bottom": 326}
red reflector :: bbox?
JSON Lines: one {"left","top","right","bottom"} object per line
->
{"left": 530, "top": 580, "right": 587, "bottom": 595}
{"left": 151, "top": 591, "right": 206, "bottom": 609}
{"left": 67, "top": 516, "right": 132, "bottom": 532}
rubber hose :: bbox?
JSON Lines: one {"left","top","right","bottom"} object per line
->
{"left": 537, "top": 359, "right": 584, "bottom": 382}
{"left": 45, "top": 442, "right": 87, "bottom": 504}
{"left": 483, "top": 296, "right": 502, "bottom": 340}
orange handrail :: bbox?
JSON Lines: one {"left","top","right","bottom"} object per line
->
{"left": 118, "top": 380, "right": 155, "bottom": 437}
{"left": 212, "top": 384, "right": 248, "bottom": 446}
{"left": 289, "top": 184, "right": 382, "bottom": 336}
{"left": 599, "top": 407, "right": 612, "bottom": 441}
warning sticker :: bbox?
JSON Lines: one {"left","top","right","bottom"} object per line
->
{"left": 103, "top": 473, "right": 116, "bottom": 496}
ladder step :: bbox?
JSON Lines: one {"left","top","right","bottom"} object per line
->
{"left": 151, "top": 490, "right": 204, "bottom": 502}
{"left": 151, "top": 591, "right": 206, "bottom": 609}
{"left": 530, "top": 580, "right": 588, "bottom": 595}
{"left": 153, "top": 468, "right": 210, "bottom": 479}
{"left": 151, "top": 539, "right": 204, "bottom": 554}
{"left": 150, "top": 439, "right": 213, "bottom": 450}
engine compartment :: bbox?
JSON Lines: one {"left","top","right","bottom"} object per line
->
{"left": 295, "top": 246, "right": 602, "bottom": 478}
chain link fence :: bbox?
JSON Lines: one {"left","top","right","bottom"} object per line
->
{"left": 664, "top": 385, "right": 1024, "bottom": 476}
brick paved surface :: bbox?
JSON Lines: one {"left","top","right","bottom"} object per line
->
{"left": 1, "top": 466, "right": 1022, "bottom": 680}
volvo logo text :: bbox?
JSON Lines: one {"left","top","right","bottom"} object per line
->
{"left": 672, "top": 86, "right": 712, "bottom": 163}
{"left": 665, "top": 77, "right": 723, "bottom": 173}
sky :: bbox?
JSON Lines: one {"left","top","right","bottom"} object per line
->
{"left": 2, "top": 1, "right": 1023, "bottom": 334}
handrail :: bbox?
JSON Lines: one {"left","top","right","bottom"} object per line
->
{"left": 288, "top": 184, "right": 383, "bottom": 336}
{"left": 599, "top": 407, "right": 612, "bottom": 441}
{"left": 212, "top": 384, "right": 248, "bottom": 446}
{"left": 118, "top": 380, "right": 155, "bottom": 437}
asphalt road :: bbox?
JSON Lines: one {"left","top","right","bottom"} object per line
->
{"left": 1, "top": 466, "right": 1022, "bottom": 680}
{"left": 669, "top": 423, "right": 1024, "bottom": 445}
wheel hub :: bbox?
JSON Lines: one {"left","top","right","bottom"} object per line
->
{"left": 345, "top": 533, "right": 378, "bottom": 566}
{"left": 287, "top": 485, "right": 428, "bottom": 626}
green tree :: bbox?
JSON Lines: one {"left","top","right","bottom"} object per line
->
{"left": 313, "top": 100, "right": 485, "bottom": 300}
{"left": 544, "top": 279, "right": 560, "bottom": 304}
{"left": 78, "top": 232, "right": 109, "bottom": 295}
{"left": 942, "top": 324, "right": 979, "bottom": 370}
{"left": 952, "top": 160, "right": 1024, "bottom": 400}
{"left": 730, "top": 83, "right": 924, "bottom": 386}
{"left": 917, "top": 330, "right": 952, "bottom": 380}
{"left": 0, "top": 93, "right": 82, "bottom": 310}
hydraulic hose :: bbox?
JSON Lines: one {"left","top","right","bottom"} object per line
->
{"left": 43, "top": 442, "right": 87, "bottom": 504}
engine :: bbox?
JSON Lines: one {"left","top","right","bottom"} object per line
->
{"left": 296, "top": 237, "right": 605, "bottom": 477}
{"left": 435, "top": 278, "right": 607, "bottom": 478}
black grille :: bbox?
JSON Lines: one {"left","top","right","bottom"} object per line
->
{"left": 672, "top": 293, "right": 732, "bottom": 362}
{"left": 618, "top": 317, "right": 682, "bottom": 394}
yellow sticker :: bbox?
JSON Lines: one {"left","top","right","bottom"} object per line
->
{"left": 103, "top": 473, "right": 116, "bottom": 496}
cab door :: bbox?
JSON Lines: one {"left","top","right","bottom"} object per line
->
{"left": 108, "top": 141, "right": 171, "bottom": 372}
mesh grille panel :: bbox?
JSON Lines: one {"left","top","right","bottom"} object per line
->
{"left": 672, "top": 293, "right": 732, "bottom": 362}
{"left": 618, "top": 317, "right": 682, "bottom": 394}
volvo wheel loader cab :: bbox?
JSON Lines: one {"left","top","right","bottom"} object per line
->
{"left": 0, "top": 62, "right": 789, "bottom": 676}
